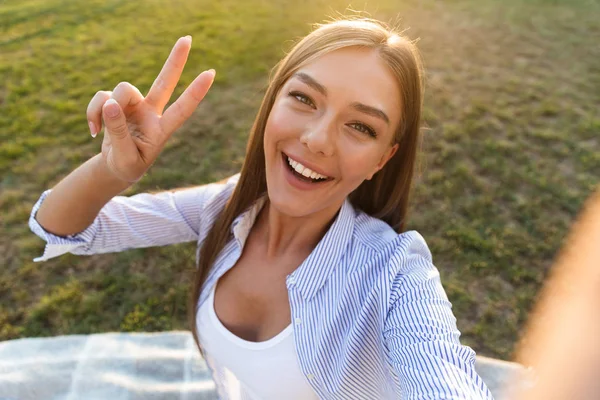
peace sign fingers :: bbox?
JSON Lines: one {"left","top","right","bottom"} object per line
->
{"left": 145, "top": 36, "right": 192, "bottom": 113}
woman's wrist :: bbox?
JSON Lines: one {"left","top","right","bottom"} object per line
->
{"left": 89, "top": 153, "right": 135, "bottom": 195}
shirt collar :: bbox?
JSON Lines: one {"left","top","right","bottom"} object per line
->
{"left": 231, "top": 196, "right": 356, "bottom": 302}
{"left": 231, "top": 195, "right": 268, "bottom": 247}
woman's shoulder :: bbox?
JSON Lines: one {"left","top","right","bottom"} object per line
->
{"left": 351, "top": 208, "right": 437, "bottom": 284}
{"left": 352, "top": 207, "right": 432, "bottom": 262}
{"left": 347, "top": 209, "right": 444, "bottom": 311}
{"left": 191, "top": 173, "right": 240, "bottom": 239}
{"left": 198, "top": 173, "right": 240, "bottom": 208}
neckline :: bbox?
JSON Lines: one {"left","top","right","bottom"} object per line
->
{"left": 229, "top": 196, "right": 355, "bottom": 302}
{"left": 208, "top": 284, "right": 293, "bottom": 350}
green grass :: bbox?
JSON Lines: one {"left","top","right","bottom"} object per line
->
{"left": 1, "top": 0, "right": 599, "bottom": 361}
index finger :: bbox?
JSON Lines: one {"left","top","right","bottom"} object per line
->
{"left": 145, "top": 35, "right": 192, "bottom": 113}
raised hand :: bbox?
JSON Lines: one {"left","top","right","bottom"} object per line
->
{"left": 86, "top": 36, "right": 215, "bottom": 184}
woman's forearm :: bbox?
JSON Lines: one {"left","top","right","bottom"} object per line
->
{"left": 34, "top": 153, "right": 133, "bottom": 237}
{"left": 514, "top": 189, "right": 600, "bottom": 399}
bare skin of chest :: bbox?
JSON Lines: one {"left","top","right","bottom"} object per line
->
{"left": 213, "top": 232, "right": 309, "bottom": 343}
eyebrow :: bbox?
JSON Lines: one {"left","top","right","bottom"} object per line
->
{"left": 350, "top": 102, "right": 390, "bottom": 125}
{"left": 292, "top": 72, "right": 390, "bottom": 125}
{"left": 294, "top": 72, "right": 327, "bottom": 96}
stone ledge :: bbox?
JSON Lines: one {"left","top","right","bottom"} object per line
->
{"left": 476, "top": 355, "right": 533, "bottom": 399}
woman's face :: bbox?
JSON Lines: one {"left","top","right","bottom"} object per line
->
{"left": 263, "top": 46, "right": 401, "bottom": 218}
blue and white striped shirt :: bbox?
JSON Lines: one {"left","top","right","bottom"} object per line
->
{"left": 29, "top": 173, "right": 494, "bottom": 399}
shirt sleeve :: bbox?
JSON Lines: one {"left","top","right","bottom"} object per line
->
{"left": 28, "top": 174, "right": 240, "bottom": 262}
{"left": 383, "top": 232, "right": 494, "bottom": 400}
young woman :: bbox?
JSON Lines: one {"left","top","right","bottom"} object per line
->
{"left": 30, "top": 18, "right": 494, "bottom": 399}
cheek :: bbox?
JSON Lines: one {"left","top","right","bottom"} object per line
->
{"left": 337, "top": 143, "right": 383, "bottom": 179}
{"left": 264, "top": 105, "right": 298, "bottom": 144}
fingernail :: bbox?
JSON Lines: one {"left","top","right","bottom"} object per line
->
{"left": 184, "top": 35, "right": 192, "bottom": 42}
{"left": 207, "top": 69, "right": 216, "bottom": 78}
{"left": 89, "top": 121, "right": 97, "bottom": 138}
{"left": 104, "top": 99, "right": 119, "bottom": 118}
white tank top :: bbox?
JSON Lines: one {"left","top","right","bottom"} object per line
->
{"left": 197, "top": 283, "right": 319, "bottom": 399}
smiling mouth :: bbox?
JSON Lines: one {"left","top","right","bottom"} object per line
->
{"left": 281, "top": 152, "right": 334, "bottom": 184}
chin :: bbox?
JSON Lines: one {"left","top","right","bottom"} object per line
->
{"left": 266, "top": 188, "right": 315, "bottom": 218}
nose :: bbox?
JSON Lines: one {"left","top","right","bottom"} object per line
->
{"left": 300, "top": 120, "right": 335, "bottom": 157}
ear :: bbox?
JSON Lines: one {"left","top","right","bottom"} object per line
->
{"left": 366, "top": 144, "right": 399, "bottom": 180}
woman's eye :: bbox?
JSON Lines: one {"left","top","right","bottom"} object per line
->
{"left": 288, "top": 91, "right": 315, "bottom": 108}
{"left": 349, "top": 122, "right": 377, "bottom": 138}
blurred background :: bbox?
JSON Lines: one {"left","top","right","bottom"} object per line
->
{"left": 1, "top": 0, "right": 598, "bottom": 362}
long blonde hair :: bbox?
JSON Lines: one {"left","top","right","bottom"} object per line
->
{"left": 189, "top": 17, "right": 424, "bottom": 354}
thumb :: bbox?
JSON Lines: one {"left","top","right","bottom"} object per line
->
{"left": 102, "top": 98, "right": 138, "bottom": 158}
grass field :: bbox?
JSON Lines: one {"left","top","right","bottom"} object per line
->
{"left": 1, "top": 0, "right": 599, "bottom": 360}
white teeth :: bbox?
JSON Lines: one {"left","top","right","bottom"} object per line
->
{"left": 287, "top": 156, "right": 329, "bottom": 180}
